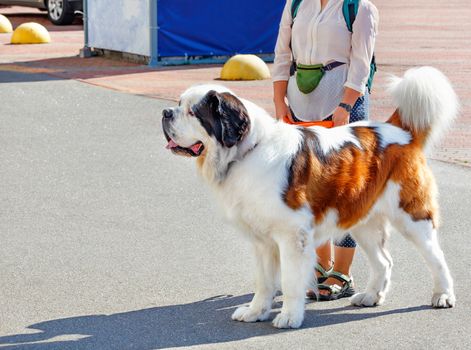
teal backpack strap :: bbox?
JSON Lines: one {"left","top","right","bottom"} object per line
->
{"left": 342, "top": 0, "right": 376, "bottom": 93}
{"left": 368, "top": 55, "right": 376, "bottom": 92}
{"left": 291, "top": 0, "right": 303, "bottom": 20}
{"left": 289, "top": 0, "right": 304, "bottom": 74}
{"left": 342, "top": 0, "right": 360, "bottom": 33}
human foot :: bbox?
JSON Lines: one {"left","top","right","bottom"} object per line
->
{"left": 306, "top": 263, "right": 333, "bottom": 299}
{"left": 318, "top": 271, "right": 355, "bottom": 301}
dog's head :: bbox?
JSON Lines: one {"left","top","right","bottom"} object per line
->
{"left": 162, "top": 85, "right": 251, "bottom": 157}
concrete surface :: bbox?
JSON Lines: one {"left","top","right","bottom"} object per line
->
{"left": 0, "top": 70, "right": 470, "bottom": 350}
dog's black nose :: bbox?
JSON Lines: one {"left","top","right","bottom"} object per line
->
{"left": 162, "top": 109, "right": 173, "bottom": 119}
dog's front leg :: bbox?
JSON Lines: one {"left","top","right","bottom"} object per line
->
{"left": 232, "top": 239, "right": 278, "bottom": 323}
{"left": 272, "top": 229, "right": 314, "bottom": 329}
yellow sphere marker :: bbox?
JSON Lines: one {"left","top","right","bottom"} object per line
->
{"left": 11, "top": 22, "right": 51, "bottom": 44}
{"left": 220, "top": 54, "right": 271, "bottom": 81}
{"left": 0, "top": 14, "right": 13, "bottom": 33}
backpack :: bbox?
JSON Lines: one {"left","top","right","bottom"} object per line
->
{"left": 290, "top": 0, "right": 377, "bottom": 93}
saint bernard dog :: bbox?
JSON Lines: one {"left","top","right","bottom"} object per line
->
{"left": 161, "top": 67, "right": 458, "bottom": 329}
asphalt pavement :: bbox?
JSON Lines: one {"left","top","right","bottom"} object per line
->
{"left": 0, "top": 71, "right": 470, "bottom": 349}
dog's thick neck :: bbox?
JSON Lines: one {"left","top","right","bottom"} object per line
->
{"left": 198, "top": 120, "right": 260, "bottom": 184}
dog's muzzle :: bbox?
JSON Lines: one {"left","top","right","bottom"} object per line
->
{"left": 161, "top": 109, "right": 205, "bottom": 157}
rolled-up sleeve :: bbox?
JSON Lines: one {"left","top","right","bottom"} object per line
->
{"left": 344, "top": 1, "right": 379, "bottom": 94}
{"left": 272, "top": 1, "right": 293, "bottom": 82}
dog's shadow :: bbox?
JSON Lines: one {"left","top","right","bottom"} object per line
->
{"left": 0, "top": 294, "right": 429, "bottom": 349}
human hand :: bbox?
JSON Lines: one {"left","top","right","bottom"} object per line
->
{"left": 332, "top": 106, "right": 350, "bottom": 127}
{"left": 274, "top": 98, "right": 292, "bottom": 121}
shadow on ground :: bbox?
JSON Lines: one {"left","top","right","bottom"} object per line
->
{"left": 0, "top": 57, "right": 225, "bottom": 84}
{"left": 0, "top": 294, "right": 430, "bottom": 349}
{"left": 0, "top": 57, "right": 145, "bottom": 83}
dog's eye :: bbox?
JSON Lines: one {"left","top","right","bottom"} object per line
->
{"left": 188, "top": 109, "right": 195, "bottom": 117}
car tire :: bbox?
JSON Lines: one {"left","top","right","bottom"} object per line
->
{"left": 46, "top": 0, "right": 76, "bottom": 25}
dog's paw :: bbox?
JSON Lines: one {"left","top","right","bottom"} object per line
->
{"left": 231, "top": 306, "right": 270, "bottom": 323}
{"left": 350, "top": 292, "right": 383, "bottom": 307}
{"left": 431, "top": 293, "right": 455, "bottom": 308}
{"left": 272, "top": 311, "right": 303, "bottom": 329}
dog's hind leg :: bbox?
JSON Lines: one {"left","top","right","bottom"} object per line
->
{"left": 232, "top": 238, "right": 279, "bottom": 323}
{"left": 395, "top": 216, "right": 455, "bottom": 308}
{"left": 271, "top": 228, "right": 314, "bottom": 329}
{"left": 350, "top": 219, "right": 393, "bottom": 307}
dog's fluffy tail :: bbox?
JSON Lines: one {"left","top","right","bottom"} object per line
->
{"left": 387, "top": 66, "right": 459, "bottom": 149}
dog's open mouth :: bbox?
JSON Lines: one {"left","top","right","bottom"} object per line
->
{"left": 164, "top": 130, "right": 204, "bottom": 157}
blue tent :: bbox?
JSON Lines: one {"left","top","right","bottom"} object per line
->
{"left": 153, "top": 0, "right": 285, "bottom": 64}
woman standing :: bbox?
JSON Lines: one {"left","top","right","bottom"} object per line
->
{"left": 272, "top": 0, "right": 379, "bottom": 300}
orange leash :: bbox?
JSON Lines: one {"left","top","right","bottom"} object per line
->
{"left": 282, "top": 115, "right": 334, "bottom": 128}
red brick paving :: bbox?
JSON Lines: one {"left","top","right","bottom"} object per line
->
{"left": 1, "top": 1, "right": 470, "bottom": 166}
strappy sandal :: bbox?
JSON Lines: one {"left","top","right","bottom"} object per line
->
{"left": 306, "top": 263, "right": 333, "bottom": 299}
{"left": 315, "top": 263, "right": 333, "bottom": 284}
{"left": 317, "top": 271, "right": 355, "bottom": 301}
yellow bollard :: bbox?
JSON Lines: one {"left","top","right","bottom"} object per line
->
{"left": 0, "top": 14, "right": 13, "bottom": 33}
{"left": 11, "top": 22, "right": 51, "bottom": 44}
{"left": 220, "top": 54, "right": 271, "bottom": 81}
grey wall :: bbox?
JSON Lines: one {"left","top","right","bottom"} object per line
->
{"left": 88, "top": 0, "right": 150, "bottom": 56}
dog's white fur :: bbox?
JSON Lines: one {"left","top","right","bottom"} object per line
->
{"left": 163, "top": 67, "right": 457, "bottom": 328}
{"left": 388, "top": 67, "right": 459, "bottom": 150}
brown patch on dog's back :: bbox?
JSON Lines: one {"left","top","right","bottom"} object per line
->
{"left": 283, "top": 118, "right": 438, "bottom": 229}
{"left": 283, "top": 129, "right": 320, "bottom": 210}
{"left": 310, "top": 127, "right": 396, "bottom": 228}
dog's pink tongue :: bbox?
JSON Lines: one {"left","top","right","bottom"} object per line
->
{"left": 191, "top": 143, "right": 203, "bottom": 154}
{"left": 166, "top": 139, "right": 179, "bottom": 149}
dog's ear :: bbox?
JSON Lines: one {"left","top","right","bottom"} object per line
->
{"left": 218, "top": 92, "right": 251, "bottom": 148}
{"left": 193, "top": 90, "right": 224, "bottom": 143}
{"left": 194, "top": 90, "right": 250, "bottom": 148}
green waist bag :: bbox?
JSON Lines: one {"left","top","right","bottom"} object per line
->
{"left": 295, "top": 63, "right": 324, "bottom": 94}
